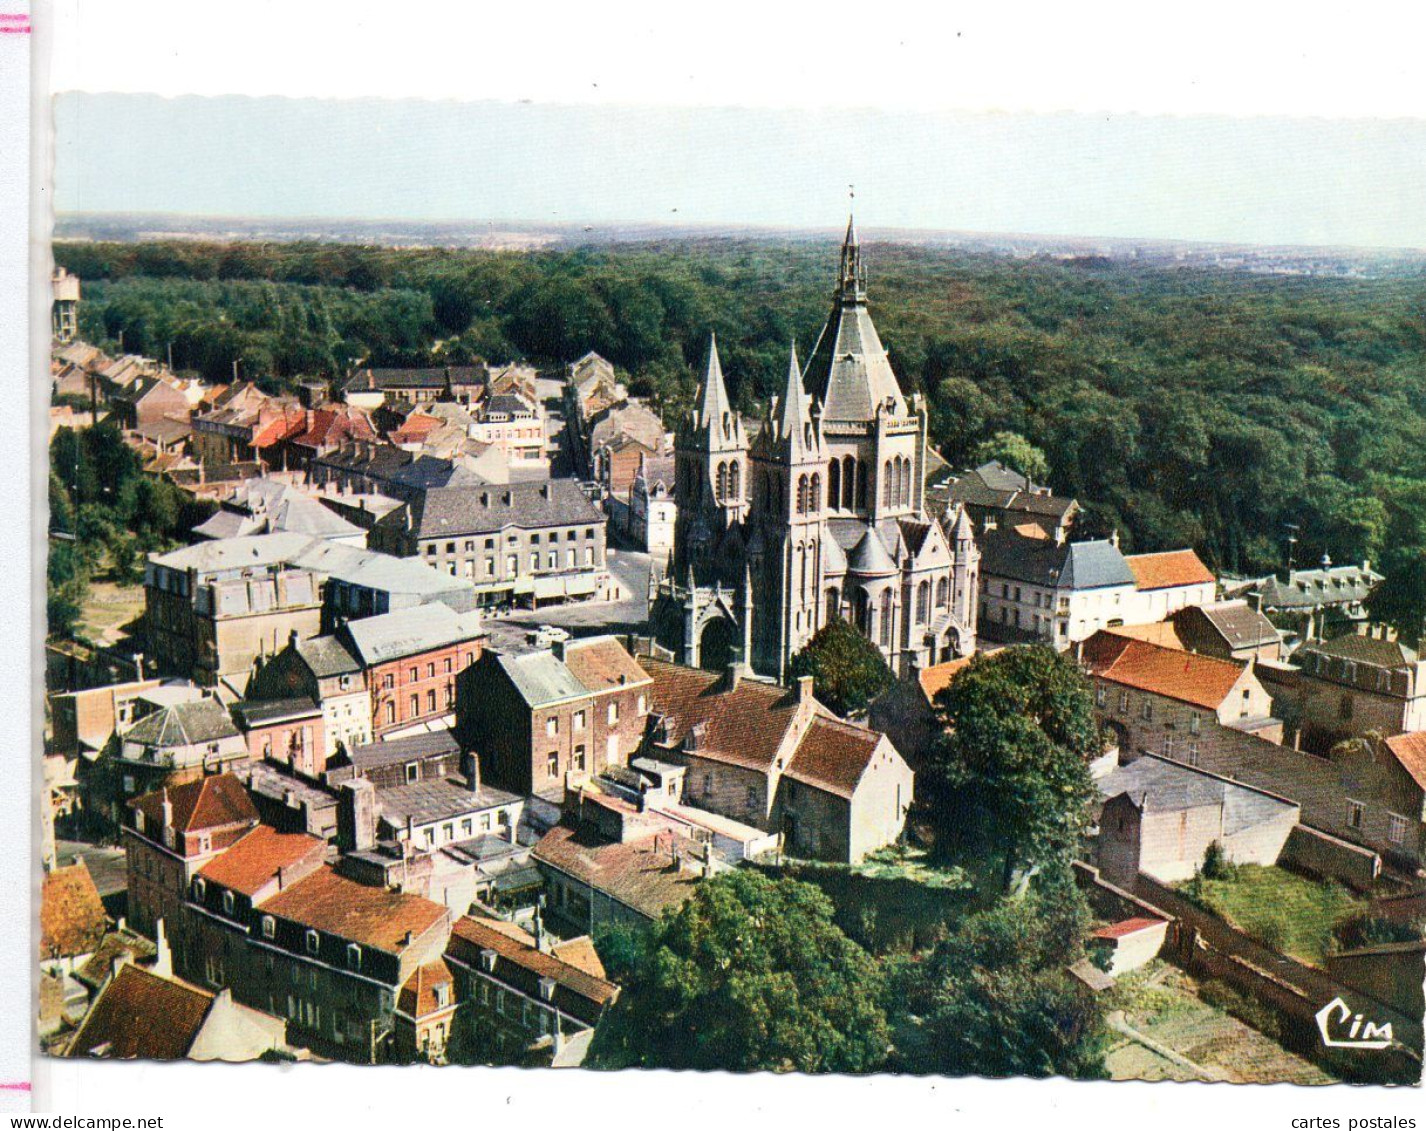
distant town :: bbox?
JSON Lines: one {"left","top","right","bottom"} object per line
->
{"left": 39, "top": 222, "right": 1425, "bottom": 1082}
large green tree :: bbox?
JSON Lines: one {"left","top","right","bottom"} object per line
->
{"left": 894, "top": 870, "right": 1109, "bottom": 1079}
{"left": 788, "top": 616, "right": 894, "bottom": 718}
{"left": 970, "top": 429, "right": 1050, "bottom": 483}
{"left": 921, "top": 646, "right": 1101, "bottom": 890}
{"left": 587, "top": 870, "right": 889, "bottom": 1073}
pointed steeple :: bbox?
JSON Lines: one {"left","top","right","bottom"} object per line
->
{"left": 777, "top": 341, "right": 812, "bottom": 442}
{"left": 836, "top": 213, "right": 866, "bottom": 304}
{"left": 695, "top": 333, "right": 733, "bottom": 434}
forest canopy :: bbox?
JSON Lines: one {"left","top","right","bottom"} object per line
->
{"left": 56, "top": 237, "right": 1426, "bottom": 588}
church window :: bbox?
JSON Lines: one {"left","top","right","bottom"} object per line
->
{"left": 916, "top": 581, "right": 930, "bottom": 624}
{"left": 879, "top": 589, "right": 893, "bottom": 647}
{"left": 883, "top": 461, "right": 893, "bottom": 508}
{"left": 842, "top": 455, "right": 856, "bottom": 508}
{"left": 716, "top": 462, "right": 728, "bottom": 503}
{"left": 809, "top": 473, "right": 820, "bottom": 512}
{"left": 856, "top": 461, "right": 868, "bottom": 509}
{"left": 828, "top": 460, "right": 841, "bottom": 509}
{"left": 729, "top": 462, "right": 740, "bottom": 502}
{"left": 796, "top": 474, "right": 808, "bottom": 515}
{"left": 936, "top": 576, "right": 949, "bottom": 607}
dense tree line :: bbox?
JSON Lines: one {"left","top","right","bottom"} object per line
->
{"left": 56, "top": 238, "right": 1426, "bottom": 620}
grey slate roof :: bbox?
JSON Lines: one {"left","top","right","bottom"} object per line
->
{"left": 348, "top": 729, "right": 461, "bottom": 771}
{"left": 346, "top": 366, "right": 486, "bottom": 392}
{"left": 339, "top": 605, "right": 484, "bottom": 667}
{"left": 294, "top": 634, "right": 362, "bottom": 679}
{"left": 1302, "top": 632, "right": 1418, "bottom": 669}
{"left": 376, "top": 778, "right": 521, "bottom": 826}
{"left": 385, "top": 479, "right": 602, "bottom": 540}
{"left": 1097, "top": 754, "right": 1297, "bottom": 836}
{"left": 124, "top": 699, "right": 240, "bottom": 748}
{"left": 847, "top": 528, "right": 897, "bottom": 576}
{"left": 231, "top": 697, "right": 321, "bottom": 728}
{"left": 979, "top": 529, "right": 1134, "bottom": 590}
{"left": 1255, "top": 563, "right": 1382, "bottom": 611}
{"left": 1190, "top": 601, "right": 1281, "bottom": 650}
{"left": 496, "top": 650, "right": 589, "bottom": 708}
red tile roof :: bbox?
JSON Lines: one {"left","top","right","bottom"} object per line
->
{"left": 1083, "top": 632, "right": 1248, "bottom": 711}
{"left": 785, "top": 716, "right": 883, "bottom": 800}
{"left": 447, "top": 916, "right": 618, "bottom": 1009}
{"left": 260, "top": 865, "right": 448, "bottom": 954}
{"left": 563, "top": 637, "right": 652, "bottom": 694}
{"left": 66, "top": 965, "right": 213, "bottom": 1061}
{"left": 1091, "top": 916, "right": 1166, "bottom": 940}
{"left": 640, "top": 658, "right": 801, "bottom": 772}
{"left": 1126, "top": 549, "right": 1215, "bottom": 592}
{"left": 397, "top": 958, "right": 456, "bottom": 1018}
{"left": 917, "top": 656, "right": 974, "bottom": 705}
{"left": 129, "top": 774, "right": 259, "bottom": 836}
{"left": 197, "top": 825, "right": 325, "bottom": 897}
{"left": 550, "top": 936, "right": 607, "bottom": 980}
{"left": 532, "top": 825, "right": 701, "bottom": 921}
{"left": 41, "top": 860, "right": 108, "bottom": 960}
{"left": 1385, "top": 731, "right": 1426, "bottom": 792}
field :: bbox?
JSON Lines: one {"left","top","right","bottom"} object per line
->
{"left": 1182, "top": 864, "right": 1362, "bottom": 965}
{"left": 75, "top": 578, "right": 146, "bottom": 648}
{"left": 1107, "top": 963, "right": 1334, "bottom": 1085}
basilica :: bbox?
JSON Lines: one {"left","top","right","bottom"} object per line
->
{"left": 650, "top": 218, "right": 980, "bottom": 681}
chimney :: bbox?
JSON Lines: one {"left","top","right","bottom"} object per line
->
{"left": 152, "top": 918, "right": 173, "bottom": 979}
{"left": 160, "top": 788, "right": 173, "bottom": 836}
{"left": 725, "top": 662, "right": 741, "bottom": 692}
{"left": 465, "top": 751, "right": 483, "bottom": 794}
{"left": 797, "top": 674, "right": 814, "bottom": 704}
{"left": 338, "top": 778, "right": 378, "bottom": 853}
{"left": 1109, "top": 528, "right": 1120, "bottom": 549}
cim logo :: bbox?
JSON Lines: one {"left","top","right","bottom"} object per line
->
{"left": 1315, "top": 997, "right": 1394, "bottom": 1050}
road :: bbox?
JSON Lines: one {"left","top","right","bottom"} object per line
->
{"left": 491, "top": 547, "right": 654, "bottom": 639}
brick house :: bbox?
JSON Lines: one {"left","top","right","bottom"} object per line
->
{"left": 1081, "top": 630, "right": 1281, "bottom": 765}
{"left": 456, "top": 636, "right": 652, "bottom": 798}
{"left": 638, "top": 658, "right": 915, "bottom": 864}
{"left": 103, "top": 699, "right": 250, "bottom": 824}
{"left": 246, "top": 633, "right": 372, "bottom": 757}
{"left": 442, "top": 916, "right": 618, "bottom": 1067}
{"left": 342, "top": 605, "right": 485, "bottom": 738}
{"left": 392, "top": 959, "right": 459, "bottom": 1063}
{"left": 123, "top": 775, "right": 260, "bottom": 949}
{"left": 232, "top": 698, "right": 328, "bottom": 778}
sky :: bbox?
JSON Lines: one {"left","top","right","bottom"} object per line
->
{"left": 45, "top": 1, "right": 1426, "bottom": 248}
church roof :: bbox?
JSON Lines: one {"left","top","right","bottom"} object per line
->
{"left": 801, "top": 217, "right": 907, "bottom": 423}
{"left": 847, "top": 528, "right": 897, "bottom": 577}
{"left": 688, "top": 334, "right": 743, "bottom": 449}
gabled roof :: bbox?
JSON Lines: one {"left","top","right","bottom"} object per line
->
{"left": 784, "top": 716, "right": 883, "bottom": 800}
{"left": 41, "top": 860, "right": 108, "bottom": 959}
{"left": 123, "top": 699, "right": 240, "bottom": 749}
{"left": 259, "top": 865, "right": 447, "bottom": 953}
{"left": 918, "top": 656, "right": 974, "bottom": 705}
{"left": 1179, "top": 600, "right": 1280, "bottom": 650}
{"left": 1255, "top": 563, "right": 1382, "bottom": 610}
{"left": 382, "top": 479, "right": 602, "bottom": 540}
{"left": 560, "top": 636, "right": 652, "bottom": 694}
{"left": 532, "top": 825, "right": 700, "bottom": 922}
{"left": 293, "top": 633, "right": 362, "bottom": 679}
{"left": 129, "top": 774, "right": 259, "bottom": 835}
{"left": 979, "top": 529, "right": 1133, "bottom": 590}
{"left": 66, "top": 965, "right": 214, "bottom": 1060}
{"left": 198, "top": 825, "right": 325, "bottom": 897}
{"left": 1303, "top": 632, "right": 1418, "bottom": 670}
{"left": 397, "top": 958, "right": 456, "bottom": 1018}
{"left": 494, "top": 650, "right": 590, "bottom": 709}
{"left": 348, "top": 729, "right": 461, "bottom": 771}
{"left": 1097, "top": 753, "right": 1297, "bottom": 833}
{"left": 1126, "top": 549, "right": 1215, "bottom": 591}
{"left": 640, "top": 659, "right": 801, "bottom": 772}
{"left": 447, "top": 916, "right": 618, "bottom": 1022}
{"left": 1384, "top": 732, "right": 1426, "bottom": 793}
{"left": 338, "top": 604, "right": 484, "bottom": 667}
{"left": 1083, "top": 632, "right": 1250, "bottom": 711}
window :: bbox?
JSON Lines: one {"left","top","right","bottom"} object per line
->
{"left": 386, "top": 701, "right": 396, "bottom": 725}
{"left": 427, "top": 689, "right": 437, "bottom": 712}
{"left": 548, "top": 750, "right": 559, "bottom": 777}
{"left": 573, "top": 744, "right": 586, "bottom": 771}
{"left": 406, "top": 762, "right": 418, "bottom": 784}
{"left": 1140, "top": 699, "right": 1153, "bottom": 722}
{"left": 573, "top": 710, "right": 586, "bottom": 731}
{"left": 427, "top": 662, "right": 436, "bottom": 679}
{"left": 608, "top": 701, "right": 619, "bottom": 725}
{"left": 383, "top": 673, "right": 394, "bottom": 690}
{"left": 1189, "top": 713, "right": 1201, "bottom": 736}
{"left": 546, "top": 716, "right": 559, "bottom": 737}
{"left": 408, "top": 694, "right": 419, "bottom": 716}
{"left": 1346, "top": 799, "right": 1365, "bottom": 830}
{"left": 305, "top": 929, "right": 320, "bottom": 955}
{"left": 1388, "top": 813, "right": 1409, "bottom": 846}
{"left": 461, "top": 818, "right": 472, "bottom": 836}
{"left": 346, "top": 944, "right": 361, "bottom": 972}
{"left": 1095, "top": 685, "right": 1107, "bottom": 708}
{"left": 261, "top": 915, "right": 275, "bottom": 939}
{"left": 1186, "top": 742, "right": 1200, "bottom": 768}
{"left": 222, "top": 890, "right": 235, "bottom": 915}
{"left": 442, "top": 823, "right": 454, "bottom": 842}
{"left": 434, "top": 983, "right": 451, "bottom": 1008}
{"left": 444, "top": 657, "right": 453, "bottom": 674}
{"left": 409, "top": 666, "right": 418, "bottom": 682}
{"left": 530, "top": 552, "right": 540, "bottom": 571}
{"left": 193, "top": 877, "right": 207, "bottom": 900}
{"left": 1163, "top": 734, "right": 1174, "bottom": 759}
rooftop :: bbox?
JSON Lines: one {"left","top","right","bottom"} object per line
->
{"left": 339, "top": 604, "right": 484, "bottom": 667}
{"left": 447, "top": 915, "right": 618, "bottom": 1024}
{"left": 1385, "top": 732, "right": 1426, "bottom": 793}
{"left": 123, "top": 698, "right": 240, "bottom": 749}
{"left": 560, "top": 636, "right": 652, "bottom": 694}
{"left": 1083, "top": 632, "right": 1250, "bottom": 711}
{"left": 380, "top": 479, "right": 602, "bottom": 540}
{"left": 197, "top": 825, "right": 325, "bottom": 897}
{"left": 129, "top": 774, "right": 259, "bottom": 836}
{"left": 347, "top": 729, "right": 460, "bottom": 772}
{"left": 377, "top": 777, "right": 521, "bottom": 827}
{"left": 533, "top": 825, "right": 701, "bottom": 921}
{"left": 66, "top": 965, "right": 214, "bottom": 1061}
{"left": 1181, "top": 600, "right": 1281, "bottom": 650}
{"left": 260, "top": 865, "right": 447, "bottom": 953}
{"left": 1097, "top": 753, "right": 1297, "bottom": 834}
{"left": 41, "top": 861, "right": 108, "bottom": 960}
{"left": 1125, "top": 549, "right": 1215, "bottom": 592}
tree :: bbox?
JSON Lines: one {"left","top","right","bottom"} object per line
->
{"left": 788, "top": 617, "right": 894, "bottom": 718}
{"left": 971, "top": 430, "right": 1050, "bottom": 484}
{"left": 921, "top": 647, "right": 1101, "bottom": 891}
{"left": 898, "top": 871, "right": 1109, "bottom": 1079}
{"left": 587, "top": 870, "right": 889, "bottom": 1073}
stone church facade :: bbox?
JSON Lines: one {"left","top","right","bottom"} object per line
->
{"left": 650, "top": 219, "right": 980, "bottom": 681}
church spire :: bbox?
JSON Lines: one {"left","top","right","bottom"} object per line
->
{"left": 777, "top": 341, "right": 811, "bottom": 443}
{"left": 837, "top": 212, "right": 866, "bottom": 303}
{"left": 688, "top": 332, "right": 744, "bottom": 451}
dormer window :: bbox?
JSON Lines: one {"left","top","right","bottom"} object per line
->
{"left": 538, "top": 976, "right": 556, "bottom": 1002}
{"left": 222, "top": 890, "right": 235, "bottom": 915}
{"left": 305, "top": 929, "right": 320, "bottom": 955}
{"left": 192, "top": 877, "right": 206, "bottom": 900}
{"left": 480, "top": 947, "right": 497, "bottom": 973}
{"left": 346, "top": 944, "right": 362, "bottom": 972}
{"left": 261, "top": 915, "right": 275, "bottom": 940}
{"left": 434, "top": 982, "right": 451, "bottom": 1008}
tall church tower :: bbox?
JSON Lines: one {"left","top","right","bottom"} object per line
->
{"left": 673, "top": 334, "right": 747, "bottom": 584}
{"left": 748, "top": 344, "right": 826, "bottom": 677}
